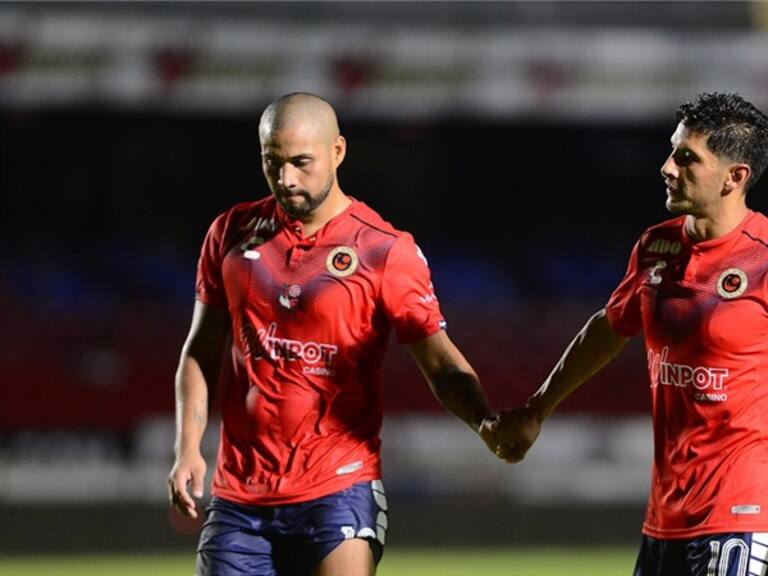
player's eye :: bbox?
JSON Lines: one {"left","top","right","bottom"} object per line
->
{"left": 673, "top": 149, "right": 695, "bottom": 165}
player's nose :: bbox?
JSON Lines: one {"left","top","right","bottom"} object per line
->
{"left": 278, "top": 163, "right": 299, "bottom": 188}
{"left": 660, "top": 154, "right": 678, "bottom": 180}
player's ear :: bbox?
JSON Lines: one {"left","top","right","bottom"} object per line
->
{"left": 332, "top": 135, "right": 346, "bottom": 168}
{"left": 727, "top": 163, "right": 750, "bottom": 193}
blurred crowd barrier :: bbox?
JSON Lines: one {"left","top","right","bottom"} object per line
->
{"left": 0, "top": 295, "right": 652, "bottom": 511}
{"left": 0, "top": 413, "right": 652, "bottom": 505}
{"left": 0, "top": 8, "right": 767, "bottom": 119}
{"left": 0, "top": 412, "right": 650, "bottom": 550}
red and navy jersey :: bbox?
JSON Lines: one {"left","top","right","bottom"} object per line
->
{"left": 606, "top": 210, "right": 768, "bottom": 538}
{"left": 196, "top": 196, "right": 445, "bottom": 505}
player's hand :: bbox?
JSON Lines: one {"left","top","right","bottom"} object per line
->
{"left": 168, "top": 450, "right": 207, "bottom": 518}
{"left": 492, "top": 406, "right": 543, "bottom": 463}
{"left": 478, "top": 415, "right": 501, "bottom": 455}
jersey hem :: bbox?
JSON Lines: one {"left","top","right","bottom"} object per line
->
{"left": 642, "top": 522, "right": 768, "bottom": 539}
{"left": 211, "top": 470, "right": 380, "bottom": 507}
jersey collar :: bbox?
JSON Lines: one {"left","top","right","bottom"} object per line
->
{"left": 681, "top": 210, "right": 755, "bottom": 253}
{"left": 275, "top": 196, "right": 359, "bottom": 242}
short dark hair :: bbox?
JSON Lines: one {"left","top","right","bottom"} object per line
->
{"left": 677, "top": 92, "right": 768, "bottom": 191}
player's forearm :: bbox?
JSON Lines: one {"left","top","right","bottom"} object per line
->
{"left": 429, "top": 366, "right": 496, "bottom": 433}
{"left": 528, "top": 308, "right": 628, "bottom": 422}
{"left": 174, "top": 354, "right": 212, "bottom": 457}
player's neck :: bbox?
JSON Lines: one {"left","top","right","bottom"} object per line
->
{"left": 685, "top": 202, "right": 749, "bottom": 242}
{"left": 301, "top": 188, "right": 351, "bottom": 236}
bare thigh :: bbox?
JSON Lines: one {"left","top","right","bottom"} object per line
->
{"left": 311, "top": 538, "right": 375, "bottom": 576}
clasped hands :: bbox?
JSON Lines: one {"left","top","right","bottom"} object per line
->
{"left": 479, "top": 405, "right": 543, "bottom": 463}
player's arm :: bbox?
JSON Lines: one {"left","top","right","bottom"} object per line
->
{"left": 495, "top": 308, "right": 629, "bottom": 462}
{"left": 407, "top": 330, "right": 499, "bottom": 453}
{"left": 168, "top": 300, "right": 230, "bottom": 518}
{"left": 529, "top": 308, "right": 629, "bottom": 420}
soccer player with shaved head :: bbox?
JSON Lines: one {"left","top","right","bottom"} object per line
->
{"left": 167, "top": 92, "right": 508, "bottom": 576}
{"left": 494, "top": 93, "right": 768, "bottom": 575}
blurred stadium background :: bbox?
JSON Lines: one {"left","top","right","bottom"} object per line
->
{"left": 2, "top": 2, "right": 768, "bottom": 574}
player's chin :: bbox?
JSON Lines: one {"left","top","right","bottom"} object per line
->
{"left": 665, "top": 197, "right": 689, "bottom": 214}
{"left": 280, "top": 197, "right": 311, "bottom": 217}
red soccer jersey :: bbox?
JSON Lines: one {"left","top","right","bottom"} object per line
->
{"left": 606, "top": 210, "right": 768, "bottom": 538}
{"left": 195, "top": 196, "right": 445, "bottom": 505}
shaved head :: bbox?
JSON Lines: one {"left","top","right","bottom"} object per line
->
{"left": 258, "top": 92, "right": 347, "bottom": 221}
{"left": 259, "top": 92, "right": 340, "bottom": 146}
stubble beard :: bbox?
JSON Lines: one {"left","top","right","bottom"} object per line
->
{"left": 665, "top": 187, "right": 693, "bottom": 215}
{"left": 277, "top": 172, "right": 335, "bottom": 218}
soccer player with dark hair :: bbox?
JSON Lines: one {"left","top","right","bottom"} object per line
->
{"left": 494, "top": 92, "right": 768, "bottom": 575}
{"left": 167, "top": 92, "right": 506, "bottom": 576}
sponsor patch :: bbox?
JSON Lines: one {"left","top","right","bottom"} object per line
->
{"left": 731, "top": 504, "right": 761, "bottom": 515}
{"left": 336, "top": 460, "right": 363, "bottom": 475}
{"left": 327, "top": 246, "right": 359, "bottom": 277}
{"left": 717, "top": 268, "right": 747, "bottom": 299}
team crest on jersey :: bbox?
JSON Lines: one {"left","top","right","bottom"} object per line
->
{"left": 326, "top": 246, "right": 359, "bottom": 278}
{"left": 716, "top": 268, "right": 747, "bottom": 299}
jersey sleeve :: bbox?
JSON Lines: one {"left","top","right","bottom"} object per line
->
{"left": 604, "top": 239, "right": 643, "bottom": 337}
{"left": 195, "top": 212, "right": 229, "bottom": 308}
{"left": 380, "top": 233, "right": 446, "bottom": 344}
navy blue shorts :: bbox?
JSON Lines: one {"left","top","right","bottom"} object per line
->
{"left": 634, "top": 532, "right": 768, "bottom": 576}
{"left": 196, "top": 480, "right": 387, "bottom": 576}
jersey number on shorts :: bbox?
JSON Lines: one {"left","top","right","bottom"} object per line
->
{"left": 708, "top": 538, "right": 748, "bottom": 576}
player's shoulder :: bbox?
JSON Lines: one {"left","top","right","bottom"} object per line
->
{"left": 642, "top": 215, "right": 686, "bottom": 237}
{"left": 347, "top": 200, "right": 403, "bottom": 240}
{"left": 741, "top": 210, "right": 768, "bottom": 248}
{"left": 637, "top": 216, "right": 686, "bottom": 253}
{"left": 210, "top": 197, "right": 277, "bottom": 235}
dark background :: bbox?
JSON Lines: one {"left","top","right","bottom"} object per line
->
{"left": 1, "top": 110, "right": 704, "bottom": 432}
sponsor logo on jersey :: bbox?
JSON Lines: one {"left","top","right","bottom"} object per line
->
{"left": 419, "top": 293, "right": 438, "bottom": 304}
{"left": 240, "top": 321, "right": 338, "bottom": 367}
{"left": 716, "top": 268, "right": 747, "bottom": 299}
{"left": 336, "top": 461, "right": 363, "bottom": 475}
{"left": 731, "top": 504, "right": 761, "bottom": 515}
{"left": 415, "top": 244, "right": 429, "bottom": 266}
{"left": 648, "top": 260, "right": 667, "bottom": 285}
{"left": 246, "top": 216, "right": 277, "bottom": 234}
{"left": 326, "top": 246, "right": 359, "bottom": 278}
{"left": 240, "top": 217, "right": 276, "bottom": 253}
{"left": 278, "top": 284, "right": 301, "bottom": 310}
{"left": 357, "top": 527, "right": 376, "bottom": 540}
{"left": 647, "top": 238, "right": 682, "bottom": 255}
{"left": 240, "top": 235, "right": 264, "bottom": 253}
{"left": 647, "top": 346, "right": 729, "bottom": 401}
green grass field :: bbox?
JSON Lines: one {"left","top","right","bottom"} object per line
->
{"left": 0, "top": 547, "right": 636, "bottom": 576}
